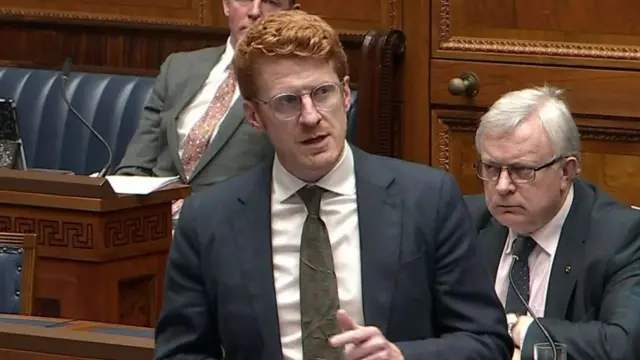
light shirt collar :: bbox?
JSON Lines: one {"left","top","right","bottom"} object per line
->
{"left": 220, "top": 37, "right": 235, "bottom": 68}
{"left": 505, "top": 184, "right": 574, "bottom": 255}
{"left": 272, "top": 141, "right": 356, "bottom": 202}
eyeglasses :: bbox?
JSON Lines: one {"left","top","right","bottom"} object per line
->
{"left": 254, "top": 82, "right": 345, "bottom": 121}
{"left": 233, "top": 0, "right": 287, "bottom": 11}
{"left": 475, "top": 157, "right": 565, "bottom": 184}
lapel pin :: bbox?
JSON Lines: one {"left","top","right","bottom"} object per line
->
{"left": 565, "top": 265, "right": 571, "bottom": 273}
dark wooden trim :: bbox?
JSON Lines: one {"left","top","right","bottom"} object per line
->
{"left": 0, "top": 15, "right": 405, "bottom": 156}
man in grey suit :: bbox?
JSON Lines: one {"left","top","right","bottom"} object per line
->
{"left": 114, "top": 0, "right": 299, "bottom": 202}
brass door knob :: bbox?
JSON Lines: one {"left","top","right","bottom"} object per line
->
{"left": 448, "top": 72, "right": 480, "bottom": 97}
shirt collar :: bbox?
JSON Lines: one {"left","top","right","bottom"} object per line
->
{"left": 505, "top": 184, "right": 574, "bottom": 255}
{"left": 219, "top": 37, "right": 235, "bottom": 68}
{"left": 272, "top": 141, "right": 356, "bottom": 202}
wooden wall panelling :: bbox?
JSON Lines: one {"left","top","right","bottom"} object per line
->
{"left": 430, "top": 60, "right": 640, "bottom": 118}
{"left": 2, "top": 0, "right": 403, "bottom": 32}
{"left": 430, "top": 0, "right": 640, "bottom": 204}
{"left": 398, "top": 0, "right": 431, "bottom": 164}
{"left": 432, "top": 108, "right": 640, "bottom": 206}
{"left": 0, "top": 15, "right": 405, "bottom": 157}
{"left": 431, "top": 109, "right": 484, "bottom": 195}
{"left": 208, "top": 0, "right": 404, "bottom": 29}
{"left": 299, "top": 0, "right": 402, "bottom": 32}
{"left": 432, "top": 0, "right": 640, "bottom": 70}
{"left": 0, "top": 0, "right": 205, "bottom": 25}
{"left": 0, "top": 15, "right": 366, "bottom": 77}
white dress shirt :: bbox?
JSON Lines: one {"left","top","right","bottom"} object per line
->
{"left": 176, "top": 38, "right": 241, "bottom": 158}
{"left": 495, "top": 184, "right": 574, "bottom": 346}
{"left": 271, "top": 143, "right": 364, "bottom": 360}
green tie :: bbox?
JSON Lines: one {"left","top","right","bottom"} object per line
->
{"left": 298, "top": 185, "right": 344, "bottom": 360}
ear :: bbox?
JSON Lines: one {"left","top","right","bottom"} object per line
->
{"left": 561, "top": 156, "right": 580, "bottom": 184}
{"left": 342, "top": 76, "right": 351, "bottom": 111}
{"left": 243, "top": 100, "right": 265, "bottom": 131}
{"left": 222, "top": 0, "right": 230, "bottom": 16}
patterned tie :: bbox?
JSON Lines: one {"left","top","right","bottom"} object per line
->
{"left": 298, "top": 186, "right": 344, "bottom": 360}
{"left": 172, "top": 66, "right": 236, "bottom": 216}
{"left": 505, "top": 235, "right": 537, "bottom": 315}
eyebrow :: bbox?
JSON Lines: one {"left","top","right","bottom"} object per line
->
{"left": 274, "top": 82, "right": 336, "bottom": 95}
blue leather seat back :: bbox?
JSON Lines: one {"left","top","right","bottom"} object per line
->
{"left": 0, "top": 245, "right": 23, "bottom": 314}
{"left": 0, "top": 66, "right": 359, "bottom": 175}
{"left": 0, "top": 67, "right": 155, "bottom": 175}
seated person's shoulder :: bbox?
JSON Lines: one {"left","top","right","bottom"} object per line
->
{"left": 590, "top": 188, "right": 640, "bottom": 233}
{"left": 165, "top": 46, "right": 219, "bottom": 63}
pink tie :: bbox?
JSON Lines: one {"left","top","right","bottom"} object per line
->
{"left": 172, "top": 67, "right": 237, "bottom": 217}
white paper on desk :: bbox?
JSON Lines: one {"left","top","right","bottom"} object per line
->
{"left": 105, "top": 175, "right": 180, "bottom": 195}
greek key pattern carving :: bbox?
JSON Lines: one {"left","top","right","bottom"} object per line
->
{"left": 0, "top": 216, "right": 10, "bottom": 232}
{"left": 0, "top": 216, "right": 93, "bottom": 248}
{"left": 438, "top": 0, "right": 640, "bottom": 60}
{"left": 104, "top": 213, "right": 169, "bottom": 248}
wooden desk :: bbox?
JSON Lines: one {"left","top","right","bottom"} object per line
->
{"left": 0, "top": 314, "right": 154, "bottom": 359}
{"left": 0, "top": 169, "right": 191, "bottom": 326}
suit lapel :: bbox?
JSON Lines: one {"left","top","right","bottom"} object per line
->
{"left": 233, "top": 161, "right": 283, "bottom": 359}
{"left": 188, "top": 98, "right": 245, "bottom": 181}
{"left": 166, "top": 46, "right": 225, "bottom": 181}
{"left": 353, "top": 148, "right": 400, "bottom": 333}
{"left": 478, "top": 219, "right": 509, "bottom": 283}
{"left": 544, "top": 182, "right": 590, "bottom": 318}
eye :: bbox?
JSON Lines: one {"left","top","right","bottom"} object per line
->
{"left": 272, "top": 94, "right": 299, "bottom": 109}
{"left": 481, "top": 163, "right": 499, "bottom": 172}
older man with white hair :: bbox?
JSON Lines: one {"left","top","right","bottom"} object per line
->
{"left": 465, "top": 86, "right": 640, "bottom": 360}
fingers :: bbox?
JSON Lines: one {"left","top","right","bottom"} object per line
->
{"left": 337, "top": 309, "right": 359, "bottom": 331}
{"left": 344, "top": 333, "right": 390, "bottom": 360}
{"left": 330, "top": 310, "right": 396, "bottom": 360}
{"left": 330, "top": 326, "right": 379, "bottom": 347}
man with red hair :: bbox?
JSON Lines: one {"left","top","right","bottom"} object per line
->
{"left": 155, "top": 10, "right": 512, "bottom": 360}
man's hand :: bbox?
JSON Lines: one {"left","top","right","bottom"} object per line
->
{"left": 512, "top": 315, "right": 534, "bottom": 349}
{"left": 329, "top": 309, "right": 404, "bottom": 360}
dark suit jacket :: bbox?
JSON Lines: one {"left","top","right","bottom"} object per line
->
{"left": 114, "top": 46, "right": 273, "bottom": 195}
{"left": 465, "top": 180, "right": 640, "bottom": 360}
{"left": 155, "top": 147, "right": 512, "bottom": 360}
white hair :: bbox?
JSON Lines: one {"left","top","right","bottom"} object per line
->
{"left": 475, "top": 85, "right": 581, "bottom": 160}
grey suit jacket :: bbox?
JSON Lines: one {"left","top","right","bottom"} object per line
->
{"left": 115, "top": 46, "right": 273, "bottom": 195}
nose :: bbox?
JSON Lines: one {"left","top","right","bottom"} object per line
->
{"left": 248, "top": 0, "right": 262, "bottom": 19}
{"left": 495, "top": 168, "right": 516, "bottom": 195}
{"left": 298, "top": 95, "right": 321, "bottom": 127}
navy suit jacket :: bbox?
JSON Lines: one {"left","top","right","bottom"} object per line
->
{"left": 465, "top": 180, "right": 640, "bottom": 360}
{"left": 155, "top": 147, "right": 512, "bottom": 360}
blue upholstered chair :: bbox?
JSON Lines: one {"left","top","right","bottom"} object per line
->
{"left": 0, "top": 232, "right": 36, "bottom": 315}
{"left": 0, "top": 67, "right": 359, "bottom": 175}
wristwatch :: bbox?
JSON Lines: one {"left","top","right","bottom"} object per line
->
{"left": 506, "top": 313, "right": 518, "bottom": 340}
